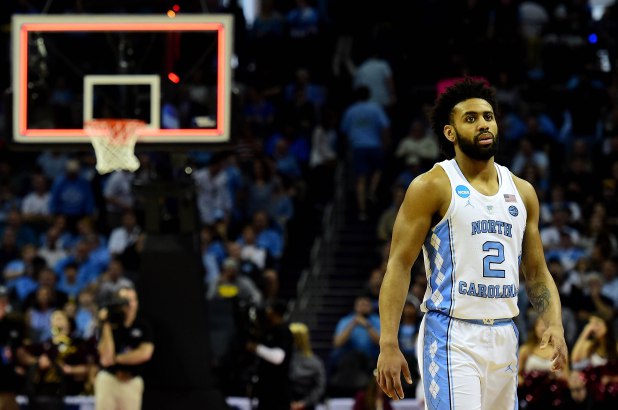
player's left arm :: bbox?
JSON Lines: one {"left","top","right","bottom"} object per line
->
{"left": 514, "top": 175, "right": 568, "bottom": 372}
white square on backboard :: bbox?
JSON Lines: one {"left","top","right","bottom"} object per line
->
{"left": 83, "top": 75, "right": 161, "bottom": 130}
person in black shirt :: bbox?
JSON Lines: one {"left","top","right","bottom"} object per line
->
{"left": 246, "top": 299, "right": 293, "bottom": 410}
{"left": 0, "top": 286, "right": 27, "bottom": 410}
{"left": 95, "top": 286, "right": 154, "bottom": 410}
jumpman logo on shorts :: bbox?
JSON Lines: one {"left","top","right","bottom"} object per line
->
{"left": 505, "top": 363, "right": 515, "bottom": 373}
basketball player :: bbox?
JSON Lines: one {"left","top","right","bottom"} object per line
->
{"left": 375, "top": 78, "right": 568, "bottom": 409}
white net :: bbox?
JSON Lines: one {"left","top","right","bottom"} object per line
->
{"left": 85, "top": 119, "right": 145, "bottom": 174}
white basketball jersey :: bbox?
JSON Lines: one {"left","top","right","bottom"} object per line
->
{"left": 420, "top": 159, "right": 527, "bottom": 320}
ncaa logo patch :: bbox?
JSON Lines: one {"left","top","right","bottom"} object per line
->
{"left": 456, "top": 185, "right": 470, "bottom": 198}
{"left": 508, "top": 205, "right": 519, "bottom": 217}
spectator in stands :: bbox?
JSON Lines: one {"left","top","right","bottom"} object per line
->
{"left": 246, "top": 298, "right": 294, "bottom": 410}
{"left": 0, "top": 209, "right": 37, "bottom": 248}
{"left": 249, "top": 0, "right": 285, "bottom": 42}
{"left": 244, "top": 156, "right": 278, "bottom": 218}
{"left": 49, "top": 159, "right": 95, "bottom": 228}
{"left": 517, "top": 314, "right": 571, "bottom": 409}
{"left": 540, "top": 185, "right": 583, "bottom": 228}
{"left": 193, "top": 152, "right": 233, "bottom": 225}
{"left": 0, "top": 228, "right": 20, "bottom": 274}
{"left": 36, "top": 151, "right": 69, "bottom": 181}
{"left": 545, "top": 231, "right": 587, "bottom": 271}
{"left": 352, "top": 43, "right": 397, "bottom": 112}
{"left": 332, "top": 294, "right": 380, "bottom": 368}
{"left": 540, "top": 207, "right": 581, "bottom": 251}
{"left": 200, "top": 224, "right": 226, "bottom": 289}
{"left": 394, "top": 118, "right": 440, "bottom": 172}
{"left": 285, "top": 0, "right": 320, "bottom": 73}
{"left": 238, "top": 225, "right": 269, "bottom": 271}
{"left": 560, "top": 156, "right": 595, "bottom": 206}
{"left": 284, "top": 67, "right": 326, "bottom": 111}
{"left": 96, "top": 286, "right": 154, "bottom": 410}
{"left": 252, "top": 210, "right": 284, "bottom": 260}
{"left": 509, "top": 137, "right": 550, "bottom": 181}
{"left": 308, "top": 106, "right": 338, "bottom": 208}
{"left": 340, "top": 86, "right": 390, "bottom": 221}
{"left": 21, "top": 172, "right": 52, "bottom": 229}
{"left": 600, "top": 257, "right": 618, "bottom": 309}
{"left": 3, "top": 244, "right": 42, "bottom": 289}
{"left": 107, "top": 210, "right": 141, "bottom": 259}
{"left": 0, "top": 184, "right": 20, "bottom": 228}
{"left": 25, "top": 287, "right": 55, "bottom": 344}
{"left": 569, "top": 273, "right": 615, "bottom": 333}
{"left": 55, "top": 240, "right": 104, "bottom": 288}
{"left": 262, "top": 268, "right": 281, "bottom": 302}
{"left": 0, "top": 285, "right": 28, "bottom": 410}
{"left": 57, "top": 262, "right": 85, "bottom": 301}
{"left": 24, "top": 309, "right": 92, "bottom": 406}
{"left": 518, "top": 315, "right": 569, "bottom": 386}
{"left": 226, "top": 241, "right": 262, "bottom": 286}
{"left": 363, "top": 268, "right": 383, "bottom": 312}
{"left": 564, "top": 370, "right": 593, "bottom": 409}
{"left": 22, "top": 267, "right": 68, "bottom": 312}
{"left": 570, "top": 315, "right": 618, "bottom": 407}
{"left": 289, "top": 322, "right": 326, "bottom": 410}
{"left": 207, "top": 257, "right": 262, "bottom": 308}
{"left": 272, "top": 137, "right": 302, "bottom": 183}
{"left": 74, "top": 289, "right": 97, "bottom": 340}
{"left": 580, "top": 209, "right": 618, "bottom": 258}
{"left": 571, "top": 315, "right": 617, "bottom": 370}
{"left": 243, "top": 85, "right": 277, "bottom": 139}
{"left": 96, "top": 257, "right": 134, "bottom": 307}
{"left": 268, "top": 178, "right": 294, "bottom": 234}
{"left": 37, "top": 226, "right": 68, "bottom": 269}
{"left": 103, "top": 170, "right": 135, "bottom": 229}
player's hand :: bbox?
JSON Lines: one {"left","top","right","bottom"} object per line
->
{"left": 375, "top": 345, "right": 412, "bottom": 400}
{"left": 540, "top": 324, "right": 568, "bottom": 372}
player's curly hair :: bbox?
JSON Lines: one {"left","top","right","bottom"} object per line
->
{"left": 430, "top": 78, "right": 498, "bottom": 158}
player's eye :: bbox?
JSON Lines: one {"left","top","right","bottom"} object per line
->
{"left": 484, "top": 113, "right": 494, "bottom": 121}
{"left": 465, "top": 116, "right": 475, "bottom": 123}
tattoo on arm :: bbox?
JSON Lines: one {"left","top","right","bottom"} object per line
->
{"left": 527, "top": 283, "right": 551, "bottom": 315}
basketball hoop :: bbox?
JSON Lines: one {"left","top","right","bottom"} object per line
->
{"left": 85, "top": 119, "right": 145, "bottom": 174}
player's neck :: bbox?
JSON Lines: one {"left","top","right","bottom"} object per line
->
{"left": 454, "top": 155, "right": 496, "bottom": 184}
{"left": 455, "top": 152, "right": 498, "bottom": 195}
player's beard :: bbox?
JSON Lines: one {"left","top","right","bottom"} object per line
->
{"left": 454, "top": 128, "right": 499, "bottom": 161}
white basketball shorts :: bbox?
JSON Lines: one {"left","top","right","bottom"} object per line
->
{"left": 417, "top": 310, "right": 519, "bottom": 410}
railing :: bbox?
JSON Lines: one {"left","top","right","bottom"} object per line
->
{"left": 287, "top": 163, "right": 346, "bottom": 327}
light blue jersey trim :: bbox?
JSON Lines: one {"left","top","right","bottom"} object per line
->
{"left": 511, "top": 321, "right": 520, "bottom": 410}
{"left": 423, "top": 220, "right": 455, "bottom": 314}
{"left": 423, "top": 311, "right": 453, "bottom": 410}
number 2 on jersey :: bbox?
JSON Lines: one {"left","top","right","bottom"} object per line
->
{"left": 482, "top": 241, "right": 505, "bottom": 278}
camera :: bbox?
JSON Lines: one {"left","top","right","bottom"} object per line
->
{"left": 103, "top": 296, "right": 129, "bottom": 326}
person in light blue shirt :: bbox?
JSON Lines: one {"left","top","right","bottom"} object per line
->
{"left": 49, "top": 159, "right": 95, "bottom": 223}
{"left": 340, "top": 86, "right": 390, "bottom": 220}
{"left": 332, "top": 294, "right": 381, "bottom": 367}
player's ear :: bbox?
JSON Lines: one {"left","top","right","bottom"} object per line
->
{"left": 444, "top": 125, "right": 455, "bottom": 142}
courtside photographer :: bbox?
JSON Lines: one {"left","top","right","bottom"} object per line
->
{"left": 95, "top": 286, "right": 154, "bottom": 410}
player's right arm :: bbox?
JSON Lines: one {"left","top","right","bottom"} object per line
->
{"left": 376, "top": 166, "right": 449, "bottom": 400}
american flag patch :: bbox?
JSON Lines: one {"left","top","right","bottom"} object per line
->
{"left": 504, "top": 194, "right": 517, "bottom": 202}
